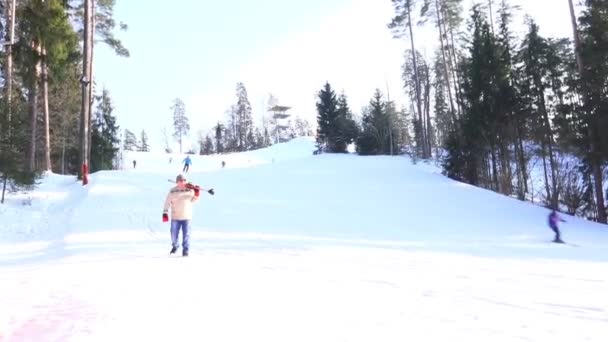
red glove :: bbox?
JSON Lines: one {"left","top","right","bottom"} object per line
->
{"left": 187, "top": 182, "right": 200, "bottom": 197}
{"left": 162, "top": 213, "right": 169, "bottom": 222}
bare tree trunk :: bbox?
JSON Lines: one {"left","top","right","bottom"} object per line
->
{"left": 61, "top": 136, "right": 66, "bottom": 175}
{"left": 1, "top": 174, "right": 7, "bottom": 204}
{"left": 490, "top": 144, "right": 499, "bottom": 191}
{"left": 540, "top": 141, "right": 552, "bottom": 205}
{"left": 5, "top": 0, "right": 16, "bottom": 136}
{"left": 29, "top": 41, "right": 42, "bottom": 172}
{"left": 424, "top": 70, "right": 433, "bottom": 157}
{"left": 499, "top": 135, "right": 513, "bottom": 195}
{"left": 539, "top": 92, "right": 559, "bottom": 208}
{"left": 488, "top": 0, "right": 495, "bottom": 34}
{"left": 513, "top": 124, "right": 526, "bottom": 199}
{"left": 87, "top": 4, "right": 96, "bottom": 165}
{"left": 406, "top": 0, "right": 426, "bottom": 157}
{"left": 442, "top": 5, "right": 462, "bottom": 118}
{"left": 80, "top": 0, "right": 94, "bottom": 183}
{"left": 568, "top": 0, "right": 584, "bottom": 76}
{"left": 435, "top": 0, "right": 456, "bottom": 122}
{"left": 42, "top": 47, "right": 52, "bottom": 172}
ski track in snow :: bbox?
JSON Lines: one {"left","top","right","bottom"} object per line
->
{"left": 1, "top": 245, "right": 607, "bottom": 342}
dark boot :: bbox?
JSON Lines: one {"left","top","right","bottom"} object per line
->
{"left": 170, "top": 246, "right": 177, "bottom": 254}
{"left": 182, "top": 249, "right": 189, "bottom": 257}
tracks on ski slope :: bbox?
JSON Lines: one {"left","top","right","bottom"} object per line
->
{"left": 1, "top": 244, "right": 607, "bottom": 342}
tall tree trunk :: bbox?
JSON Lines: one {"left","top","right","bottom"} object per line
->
{"left": 87, "top": 5, "right": 96, "bottom": 166}
{"left": 424, "top": 70, "right": 433, "bottom": 157}
{"left": 42, "top": 46, "right": 52, "bottom": 172}
{"left": 490, "top": 144, "right": 499, "bottom": 191}
{"left": 540, "top": 141, "right": 552, "bottom": 204}
{"left": 80, "top": 0, "right": 94, "bottom": 183}
{"left": 513, "top": 122, "right": 528, "bottom": 200}
{"left": 5, "top": 0, "right": 16, "bottom": 136}
{"left": 539, "top": 91, "right": 559, "bottom": 209}
{"left": 61, "top": 136, "right": 66, "bottom": 175}
{"left": 434, "top": 0, "right": 456, "bottom": 122}
{"left": 29, "top": 41, "right": 42, "bottom": 172}
{"left": 406, "top": 0, "right": 426, "bottom": 157}
{"left": 568, "top": 0, "right": 606, "bottom": 223}
{"left": 568, "top": 0, "right": 584, "bottom": 76}
{"left": 499, "top": 134, "right": 512, "bottom": 195}
{"left": 488, "top": 0, "right": 495, "bottom": 34}
{"left": 442, "top": 5, "right": 463, "bottom": 117}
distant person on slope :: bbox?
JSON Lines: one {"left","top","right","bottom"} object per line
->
{"left": 162, "top": 174, "right": 200, "bottom": 256}
{"left": 182, "top": 156, "right": 192, "bottom": 172}
{"left": 548, "top": 209, "right": 566, "bottom": 243}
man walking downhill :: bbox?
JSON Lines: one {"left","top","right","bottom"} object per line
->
{"left": 163, "top": 174, "right": 200, "bottom": 256}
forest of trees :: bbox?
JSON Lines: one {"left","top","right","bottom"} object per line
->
{"left": 194, "top": 83, "right": 314, "bottom": 156}
{"left": 2, "top": 0, "right": 606, "bottom": 225}
{"left": 0, "top": 0, "right": 127, "bottom": 201}
{"left": 315, "top": 0, "right": 608, "bottom": 224}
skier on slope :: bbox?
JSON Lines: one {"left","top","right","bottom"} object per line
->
{"left": 548, "top": 209, "right": 566, "bottom": 243}
{"left": 162, "top": 174, "right": 213, "bottom": 256}
{"left": 182, "top": 156, "right": 192, "bottom": 172}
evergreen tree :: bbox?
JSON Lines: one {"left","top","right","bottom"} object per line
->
{"left": 90, "top": 89, "right": 119, "bottom": 172}
{"left": 576, "top": 0, "right": 608, "bottom": 223}
{"left": 336, "top": 93, "right": 359, "bottom": 149}
{"left": 443, "top": 5, "right": 495, "bottom": 186}
{"left": 214, "top": 122, "right": 224, "bottom": 154}
{"left": 235, "top": 82, "right": 253, "bottom": 151}
{"left": 315, "top": 82, "right": 354, "bottom": 153}
{"left": 356, "top": 89, "right": 401, "bottom": 156}
{"left": 432, "top": 51, "right": 451, "bottom": 150}
{"left": 200, "top": 135, "right": 214, "bottom": 155}
{"left": 171, "top": 98, "right": 189, "bottom": 153}
{"left": 518, "top": 19, "right": 560, "bottom": 208}
{"left": 139, "top": 130, "right": 149, "bottom": 152}
{"left": 123, "top": 129, "right": 138, "bottom": 151}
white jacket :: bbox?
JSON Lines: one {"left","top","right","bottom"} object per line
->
{"left": 163, "top": 186, "right": 199, "bottom": 220}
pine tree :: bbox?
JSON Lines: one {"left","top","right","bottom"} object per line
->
{"left": 576, "top": 0, "right": 608, "bottom": 223}
{"left": 123, "top": 129, "right": 138, "bottom": 151}
{"left": 443, "top": 5, "right": 495, "bottom": 186}
{"left": 199, "top": 135, "right": 213, "bottom": 155}
{"left": 139, "top": 130, "right": 149, "bottom": 152}
{"left": 90, "top": 89, "right": 119, "bottom": 172}
{"left": 171, "top": 98, "right": 189, "bottom": 153}
{"left": 432, "top": 51, "right": 451, "bottom": 150}
{"left": 315, "top": 82, "right": 353, "bottom": 153}
{"left": 336, "top": 93, "right": 359, "bottom": 150}
{"left": 214, "top": 122, "right": 224, "bottom": 154}
{"left": 519, "top": 19, "right": 560, "bottom": 208}
{"left": 357, "top": 90, "right": 392, "bottom": 155}
{"left": 389, "top": 0, "right": 424, "bottom": 154}
{"left": 235, "top": 82, "right": 253, "bottom": 151}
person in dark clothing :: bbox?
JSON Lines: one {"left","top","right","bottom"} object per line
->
{"left": 548, "top": 209, "right": 566, "bottom": 243}
{"left": 133, "top": 160, "right": 136, "bottom": 169}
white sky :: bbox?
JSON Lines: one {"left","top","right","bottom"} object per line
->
{"left": 93, "top": 0, "right": 576, "bottom": 150}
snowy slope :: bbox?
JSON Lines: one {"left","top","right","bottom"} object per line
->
{"left": 1, "top": 137, "right": 607, "bottom": 342}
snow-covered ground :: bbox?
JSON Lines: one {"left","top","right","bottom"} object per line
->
{"left": 1, "top": 137, "right": 607, "bottom": 342}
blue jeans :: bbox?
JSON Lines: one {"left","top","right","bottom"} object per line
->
{"left": 170, "top": 220, "right": 191, "bottom": 250}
